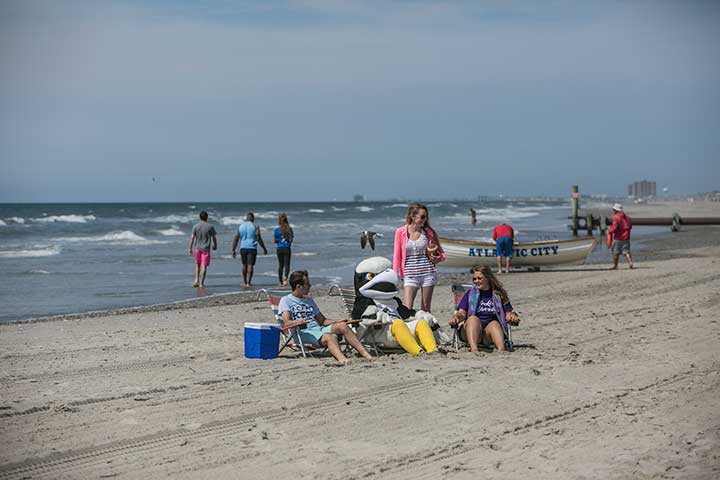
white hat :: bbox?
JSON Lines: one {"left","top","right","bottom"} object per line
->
{"left": 612, "top": 203, "right": 623, "bottom": 212}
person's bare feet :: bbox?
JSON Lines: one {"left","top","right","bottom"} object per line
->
{"left": 192, "top": 282, "right": 199, "bottom": 287}
{"left": 497, "top": 270, "right": 502, "bottom": 274}
{"left": 629, "top": 264, "right": 634, "bottom": 269}
{"left": 609, "top": 266, "right": 617, "bottom": 270}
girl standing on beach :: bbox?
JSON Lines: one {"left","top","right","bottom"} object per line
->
{"left": 274, "top": 213, "right": 294, "bottom": 286}
{"left": 393, "top": 203, "right": 445, "bottom": 312}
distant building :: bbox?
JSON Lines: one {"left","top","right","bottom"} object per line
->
{"left": 353, "top": 194, "right": 365, "bottom": 202}
{"left": 627, "top": 180, "right": 656, "bottom": 198}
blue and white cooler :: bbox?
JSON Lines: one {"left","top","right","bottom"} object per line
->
{"left": 244, "top": 322, "right": 281, "bottom": 359}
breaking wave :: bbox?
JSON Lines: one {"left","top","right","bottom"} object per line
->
{"left": 156, "top": 227, "right": 185, "bottom": 236}
{"left": 33, "top": 214, "right": 96, "bottom": 223}
{"left": 144, "top": 214, "right": 196, "bottom": 224}
{"left": 55, "top": 231, "right": 168, "bottom": 245}
{"left": 0, "top": 246, "right": 61, "bottom": 258}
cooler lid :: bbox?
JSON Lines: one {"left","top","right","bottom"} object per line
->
{"left": 245, "top": 322, "right": 279, "bottom": 330}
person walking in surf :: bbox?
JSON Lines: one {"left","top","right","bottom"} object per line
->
{"left": 188, "top": 210, "right": 217, "bottom": 288}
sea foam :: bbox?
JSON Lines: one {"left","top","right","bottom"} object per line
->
{"left": 220, "top": 216, "right": 245, "bottom": 226}
{"left": 156, "top": 227, "right": 185, "bottom": 236}
{"left": 0, "top": 246, "right": 61, "bottom": 258}
{"left": 33, "top": 214, "right": 96, "bottom": 223}
{"left": 56, "top": 231, "right": 168, "bottom": 245}
{"left": 144, "top": 214, "right": 196, "bottom": 224}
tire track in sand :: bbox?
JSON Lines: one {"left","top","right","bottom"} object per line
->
{"left": 0, "top": 363, "right": 305, "bottom": 419}
{"left": 0, "top": 369, "right": 469, "bottom": 479}
{"left": 340, "top": 367, "right": 709, "bottom": 480}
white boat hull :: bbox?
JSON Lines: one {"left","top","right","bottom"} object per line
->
{"left": 439, "top": 236, "right": 598, "bottom": 268}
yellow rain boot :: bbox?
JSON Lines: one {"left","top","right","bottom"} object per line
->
{"left": 415, "top": 319, "right": 438, "bottom": 353}
{"left": 391, "top": 319, "right": 422, "bottom": 355}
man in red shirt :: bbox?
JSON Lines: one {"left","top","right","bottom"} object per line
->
{"left": 607, "top": 203, "right": 634, "bottom": 270}
{"left": 492, "top": 223, "right": 515, "bottom": 273}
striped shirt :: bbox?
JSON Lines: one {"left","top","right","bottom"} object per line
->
{"left": 404, "top": 232, "right": 436, "bottom": 277}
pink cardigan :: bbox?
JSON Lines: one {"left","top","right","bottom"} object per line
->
{"left": 393, "top": 225, "right": 446, "bottom": 279}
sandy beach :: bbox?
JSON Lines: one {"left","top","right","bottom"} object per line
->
{"left": 1, "top": 201, "right": 719, "bottom": 479}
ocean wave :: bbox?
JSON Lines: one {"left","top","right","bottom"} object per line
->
{"left": 367, "top": 224, "right": 396, "bottom": 234}
{"left": 220, "top": 216, "right": 244, "bottom": 226}
{"left": 144, "top": 214, "right": 196, "bottom": 224}
{"left": 331, "top": 206, "right": 346, "bottom": 211}
{"left": 293, "top": 252, "right": 318, "bottom": 257}
{"left": 356, "top": 206, "right": 374, "bottom": 212}
{"left": 253, "top": 211, "right": 280, "bottom": 220}
{"left": 156, "top": 227, "right": 185, "bottom": 236}
{"left": 0, "top": 246, "right": 61, "bottom": 258}
{"left": 309, "top": 223, "right": 359, "bottom": 230}
{"left": 33, "top": 214, "right": 96, "bottom": 223}
{"left": 443, "top": 208, "right": 540, "bottom": 222}
{"left": 28, "top": 269, "right": 51, "bottom": 274}
{"left": 308, "top": 209, "right": 325, "bottom": 214}
{"left": 9, "top": 217, "right": 26, "bottom": 224}
{"left": 55, "top": 230, "right": 169, "bottom": 245}
{"left": 382, "top": 203, "right": 408, "bottom": 209}
{"left": 0, "top": 219, "right": 6, "bottom": 226}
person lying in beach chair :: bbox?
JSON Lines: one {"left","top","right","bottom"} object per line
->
{"left": 448, "top": 265, "right": 520, "bottom": 352}
{"left": 264, "top": 288, "right": 315, "bottom": 358}
{"left": 279, "top": 270, "right": 373, "bottom": 363}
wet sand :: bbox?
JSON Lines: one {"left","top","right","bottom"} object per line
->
{"left": 1, "top": 200, "right": 719, "bottom": 479}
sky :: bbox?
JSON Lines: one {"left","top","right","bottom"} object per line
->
{"left": 1, "top": 0, "right": 719, "bottom": 202}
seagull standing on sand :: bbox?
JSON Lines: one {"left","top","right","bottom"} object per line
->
{"left": 360, "top": 231, "right": 383, "bottom": 250}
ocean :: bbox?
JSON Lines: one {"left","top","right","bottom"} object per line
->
{"left": 0, "top": 200, "right": 585, "bottom": 322}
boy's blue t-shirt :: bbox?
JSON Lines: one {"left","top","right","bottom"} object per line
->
{"left": 239, "top": 221, "right": 257, "bottom": 249}
{"left": 278, "top": 294, "right": 321, "bottom": 329}
{"left": 274, "top": 227, "right": 292, "bottom": 248}
{"left": 457, "top": 288, "right": 512, "bottom": 323}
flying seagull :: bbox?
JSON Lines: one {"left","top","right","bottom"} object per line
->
{"left": 360, "top": 231, "right": 383, "bottom": 250}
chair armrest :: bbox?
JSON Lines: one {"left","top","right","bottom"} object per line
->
{"left": 281, "top": 321, "right": 310, "bottom": 332}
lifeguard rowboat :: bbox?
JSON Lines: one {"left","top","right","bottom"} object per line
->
{"left": 438, "top": 236, "right": 598, "bottom": 268}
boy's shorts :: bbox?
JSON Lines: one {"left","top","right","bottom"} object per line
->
{"left": 298, "top": 325, "right": 334, "bottom": 345}
{"left": 194, "top": 249, "right": 211, "bottom": 267}
{"left": 240, "top": 248, "right": 258, "bottom": 266}
{"left": 612, "top": 240, "right": 631, "bottom": 256}
{"left": 403, "top": 271, "right": 438, "bottom": 288}
{"left": 496, "top": 236, "right": 513, "bottom": 258}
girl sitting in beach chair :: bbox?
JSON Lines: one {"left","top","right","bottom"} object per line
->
{"left": 448, "top": 265, "right": 520, "bottom": 352}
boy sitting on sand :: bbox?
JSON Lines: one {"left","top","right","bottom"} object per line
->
{"left": 279, "top": 270, "right": 373, "bottom": 363}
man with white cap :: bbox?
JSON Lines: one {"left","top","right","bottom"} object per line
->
{"left": 608, "top": 203, "right": 634, "bottom": 269}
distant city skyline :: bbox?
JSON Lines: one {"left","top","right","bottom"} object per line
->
{"left": 1, "top": 0, "right": 718, "bottom": 202}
